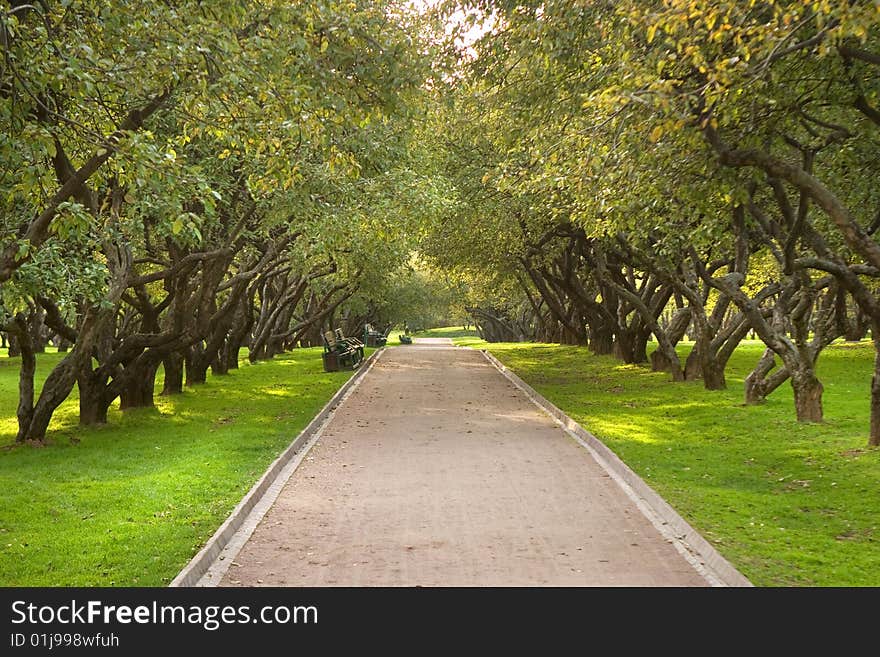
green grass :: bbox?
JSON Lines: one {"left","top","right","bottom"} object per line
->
{"left": 5, "top": 333, "right": 876, "bottom": 586}
{"left": 0, "top": 347, "right": 372, "bottom": 586}
{"left": 385, "top": 332, "right": 411, "bottom": 346}
{"left": 411, "top": 326, "right": 481, "bottom": 339}
{"left": 456, "top": 337, "right": 880, "bottom": 587}
{"left": 383, "top": 325, "right": 480, "bottom": 345}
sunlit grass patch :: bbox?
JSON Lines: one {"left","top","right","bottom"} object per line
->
{"left": 411, "top": 326, "right": 481, "bottom": 339}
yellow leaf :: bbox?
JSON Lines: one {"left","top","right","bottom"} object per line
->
{"left": 649, "top": 126, "right": 664, "bottom": 143}
{"left": 647, "top": 24, "right": 657, "bottom": 44}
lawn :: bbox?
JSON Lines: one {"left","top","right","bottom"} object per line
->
{"left": 0, "top": 347, "right": 371, "bottom": 586}
{"left": 411, "top": 326, "right": 482, "bottom": 340}
{"left": 3, "top": 333, "right": 877, "bottom": 587}
{"left": 456, "top": 337, "right": 879, "bottom": 587}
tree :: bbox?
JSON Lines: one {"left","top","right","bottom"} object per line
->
{"left": 429, "top": 0, "right": 880, "bottom": 441}
{"left": 0, "top": 0, "right": 441, "bottom": 441}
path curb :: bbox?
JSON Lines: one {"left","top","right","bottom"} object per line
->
{"left": 479, "top": 348, "right": 753, "bottom": 588}
{"left": 169, "top": 348, "right": 385, "bottom": 587}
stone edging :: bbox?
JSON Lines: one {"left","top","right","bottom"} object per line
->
{"left": 478, "top": 348, "right": 753, "bottom": 588}
{"left": 169, "top": 348, "right": 385, "bottom": 587}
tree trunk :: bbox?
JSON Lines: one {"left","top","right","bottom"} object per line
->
{"left": 666, "top": 307, "right": 692, "bottom": 345}
{"left": 790, "top": 366, "right": 823, "bottom": 422}
{"left": 699, "top": 346, "right": 726, "bottom": 390}
{"left": 77, "top": 370, "right": 112, "bottom": 426}
{"left": 650, "top": 348, "right": 677, "bottom": 375}
{"left": 589, "top": 327, "right": 614, "bottom": 355}
{"left": 119, "top": 363, "right": 158, "bottom": 409}
{"left": 684, "top": 346, "right": 702, "bottom": 380}
{"left": 185, "top": 344, "right": 209, "bottom": 386}
{"left": 613, "top": 329, "right": 635, "bottom": 363}
{"left": 161, "top": 352, "right": 184, "bottom": 395}
{"left": 186, "top": 362, "right": 208, "bottom": 385}
{"left": 683, "top": 316, "right": 726, "bottom": 388}
{"left": 701, "top": 361, "right": 726, "bottom": 390}
{"left": 745, "top": 349, "right": 794, "bottom": 404}
{"left": 221, "top": 298, "right": 251, "bottom": 371}
{"left": 29, "top": 310, "right": 47, "bottom": 353}
{"left": 560, "top": 326, "right": 581, "bottom": 345}
{"left": 870, "top": 328, "right": 880, "bottom": 446}
{"left": 846, "top": 307, "right": 868, "bottom": 341}
{"left": 24, "top": 355, "right": 81, "bottom": 440}
{"left": 745, "top": 349, "right": 776, "bottom": 405}
{"left": 12, "top": 319, "right": 36, "bottom": 442}
{"left": 8, "top": 333, "right": 20, "bottom": 357}
{"left": 613, "top": 327, "right": 650, "bottom": 364}
{"left": 248, "top": 343, "right": 270, "bottom": 362}
{"left": 646, "top": 333, "right": 684, "bottom": 381}
{"left": 265, "top": 337, "right": 284, "bottom": 358}
{"left": 223, "top": 340, "right": 241, "bottom": 370}
{"left": 632, "top": 328, "right": 650, "bottom": 364}
{"left": 78, "top": 398, "right": 110, "bottom": 425}
{"left": 17, "top": 243, "right": 129, "bottom": 440}
{"left": 847, "top": 321, "right": 868, "bottom": 342}
{"left": 211, "top": 350, "right": 229, "bottom": 376}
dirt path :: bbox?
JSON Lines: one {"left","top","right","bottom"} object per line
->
{"left": 220, "top": 342, "right": 708, "bottom": 586}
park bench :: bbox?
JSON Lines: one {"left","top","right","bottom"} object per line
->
{"left": 363, "top": 323, "right": 388, "bottom": 347}
{"left": 322, "top": 329, "right": 364, "bottom": 372}
{"left": 335, "top": 328, "right": 365, "bottom": 358}
{"left": 398, "top": 333, "right": 412, "bottom": 344}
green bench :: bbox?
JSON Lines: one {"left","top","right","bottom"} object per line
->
{"left": 363, "top": 323, "right": 388, "bottom": 347}
{"left": 322, "top": 329, "right": 364, "bottom": 372}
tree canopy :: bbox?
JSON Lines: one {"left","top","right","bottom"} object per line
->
{"left": 3, "top": 0, "right": 880, "bottom": 445}
{"left": 419, "top": 0, "right": 880, "bottom": 443}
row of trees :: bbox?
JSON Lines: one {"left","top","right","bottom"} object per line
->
{"left": 4, "top": 1, "right": 879, "bottom": 446}
{"left": 423, "top": 0, "right": 880, "bottom": 445}
{"left": 0, "top": 0, "right": 442, "bottom": 442}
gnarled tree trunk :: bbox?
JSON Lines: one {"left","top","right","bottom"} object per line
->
{"left": 119, "top": 362, "right": 159, "bottom": 409}
{"left": 77, "top": 368, "right": 113, "bottom": 426}
{"left": 161, "top": 352, "right": 185, "bottom": 396}
{"left": 185, "top": 342, "right": 209, "bottom": 386}
{"left": 7, "top": 315, "right": 36, "bottom": 441}
{"left": 791, "top": 366, "right": 823, "bottom": 422}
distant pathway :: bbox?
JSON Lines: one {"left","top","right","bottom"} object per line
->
{"left": 220, "top": 340, "right": 708, "bottom": 586}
